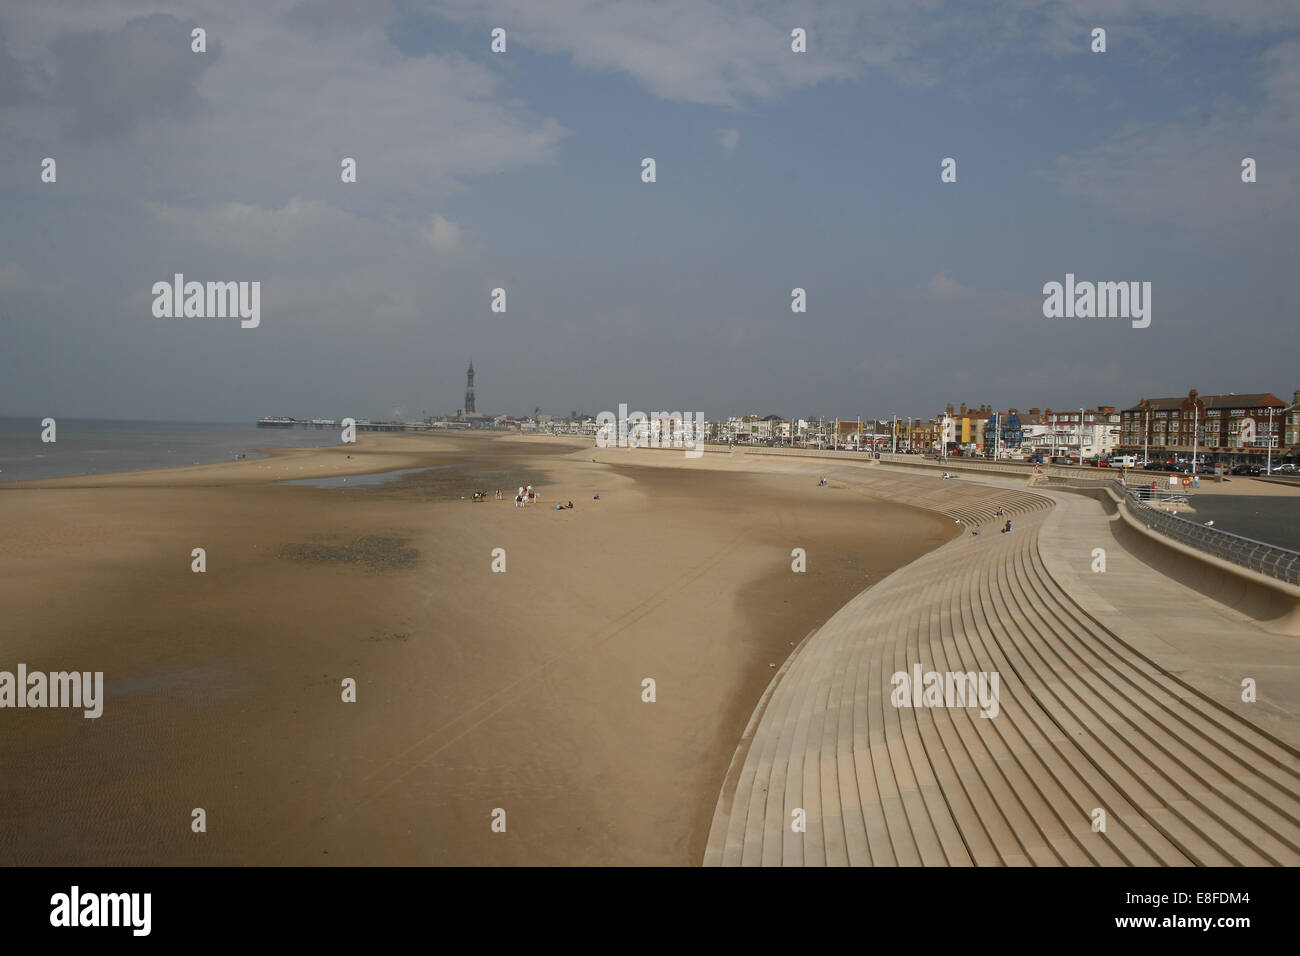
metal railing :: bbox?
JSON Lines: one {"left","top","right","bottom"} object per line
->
{"left": 1035, "top": 474, "right": 1117, "bottom": 489}
{"left": 1046, "top": 475, "right": 1190, "bottom": 501}
{"left": 1120, "top": 483, "right": 1300, "bottom": 585}
{"left": 1128, "top": 486, "right": 1189, "bottom": 504}
{"left": 875, "top": 452, "right": 1098, "bottom": 479}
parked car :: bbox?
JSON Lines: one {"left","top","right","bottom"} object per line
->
{"left": 1230, "top": 464, "right": 1261, "bottom": 475}
{"left": 1274, "top": 463, "right": 1298, "bottom": 474}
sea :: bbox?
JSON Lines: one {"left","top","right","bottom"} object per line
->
{"left": 0, "top": 418, "right": 339, "bottom": 483}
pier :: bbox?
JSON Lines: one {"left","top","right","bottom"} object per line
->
{"left": 256, "top": 417, "right": 466, "bottom": 432}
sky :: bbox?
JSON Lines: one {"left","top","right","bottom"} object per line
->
{"left": 0, "top": 0, "right": 1297, "bottom": 424}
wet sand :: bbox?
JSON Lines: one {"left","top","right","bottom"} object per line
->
{"left": 0, "top": 432, "right": 956, "bottom": 865}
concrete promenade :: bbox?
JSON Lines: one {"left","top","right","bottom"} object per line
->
{"left": 702, "top": 455, "right": 1300, "bottom": 866}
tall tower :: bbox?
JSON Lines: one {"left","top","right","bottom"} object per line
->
{"left": 464, "top": 360, "right": 476, "bottom": 414}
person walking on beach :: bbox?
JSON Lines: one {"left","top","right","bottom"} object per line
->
{"left": 1002, "top": 519, "right": 1012, "bottom": 533}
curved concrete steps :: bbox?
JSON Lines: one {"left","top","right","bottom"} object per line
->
{"left": 705, "top": 470, "right": 1300, "bottom": 866}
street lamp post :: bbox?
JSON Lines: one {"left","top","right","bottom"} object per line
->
{"left": 1268, "top": 406, "right": 1276, "bottom": 474}
{"left": 1143, "top": 407, "right": 1149, "bottom": 469}
{"left": 1192, "top": 403, "right": 1199, "bottom": 476}
{"left": 1267, "top": 402, "right": 1300, "bottom": 474}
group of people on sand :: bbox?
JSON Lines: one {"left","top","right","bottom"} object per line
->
{"left": 461, "top": 485, "right": 590, "bottom": 510}
{"left": 469, "top": 488, "right": 518, "bottom": 502}
{"left": 467, "top": 484, "right": 594, "bottom": 509}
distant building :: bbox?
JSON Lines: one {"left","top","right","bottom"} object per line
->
{"left": 454, "top": 360, "right": 493, "bottom": 423}
{"left": 938, "top": 403, "right": 991, "bottom": 453}
{"left": 1018, "top": 408, "right": 1049, "bottom": 448}
{"left": 1287, "top": 390, "right": 1300, "bottom": 456}
{"left": 1044, "top": 406, "right": 1119, "bottom": 459}
{"left": 1119, "top": 389, "right": 1287, "bottom": 463}
{"left": 985, "top": 409, "right": 1024, "bottom": 454}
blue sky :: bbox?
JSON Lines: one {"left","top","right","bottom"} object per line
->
{"left": 1, "top": 0, "right": 1297, "bottom": 423}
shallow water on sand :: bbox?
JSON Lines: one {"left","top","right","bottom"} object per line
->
{"left": 276, "top": 465, "right": 452, "bottom": 488}
{"left": 0, "top": 417, "right": 338, "bottom": 482}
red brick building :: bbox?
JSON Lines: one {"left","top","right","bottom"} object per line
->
{"left": 1119, "top": 389, "right": 1289, "bottom": 464}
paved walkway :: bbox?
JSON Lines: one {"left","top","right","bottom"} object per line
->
{"left": 704, "top": 460, "right": 1300, "bottom": 866}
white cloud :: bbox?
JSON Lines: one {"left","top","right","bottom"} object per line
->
{"left": 150, "top": 198, "right": 360, "bottom": 248}
{"left": 421, "top": 214, "right": 463, "bottom": 254}
{"left": 1041, "top": 39, "right": 1300, "bottom": 230}
{"left": 149, "top": 199, "right": 466, "bottom": 264}
{"left": 434, "top": 0, "right": 1300, "bottom": 108}
{"left": 920, "top": 271, "right": 1041, "bottom": 325}
{"left": 0, "top": 0, "right": 566, "bottom": 203}
{"left": 434, "top": 0, "right": 878, "bottom": 107}
{"left": 926, "top": 271, "right": 965, "bottom": 298}
{"left": 717, "top": 127, "right": 740, "bottom": 151}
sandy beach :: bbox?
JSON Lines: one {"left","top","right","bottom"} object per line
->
{"left": 0, "top": 432, "right": 955, "bottom": 865}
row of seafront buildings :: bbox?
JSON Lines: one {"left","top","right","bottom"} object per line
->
{"left": 536, "top": 387, "right": 1300, "bottom": 467}
{"left": 860, "top": 388, "right": 1299, "bottom": 465}
{"left": 931, "top": 388, "right": 1300, "bottom": 465}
